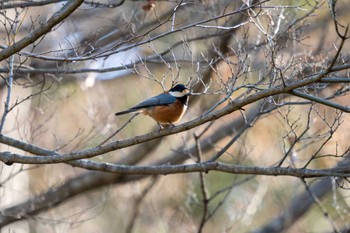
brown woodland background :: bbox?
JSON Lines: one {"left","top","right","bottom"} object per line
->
{"left": 0, "top": 0, "right": 350, "bottom": 232}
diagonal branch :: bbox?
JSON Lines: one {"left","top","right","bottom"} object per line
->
{"left": 1, "top": 60, "right": 348, "bottom": 165}
{"left": 0, "top": 0, "right": 84, "bottom": 62}
{"left": 291, "top": 90, "right": 350, "bottom": 112}
{"left": 252, "top": 156, "right": 350, "bottom": 233}
{"left": 0, "top": 0, "right": 268, "bottom": 62}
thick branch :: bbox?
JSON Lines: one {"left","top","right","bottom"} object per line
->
{"left": 29, "top": 160, "right": 350, "bottom": 178}
{"left": 0, "top": 0, "right": 84, "bottom": 62}
{"left": 0, "top": 171, "right": 117, "bottom": 227}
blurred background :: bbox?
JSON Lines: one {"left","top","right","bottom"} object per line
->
{"left": 0, "top": 0, "right": 350, "bottom": 232}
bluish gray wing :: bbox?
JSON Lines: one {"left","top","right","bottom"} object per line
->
{"left": 130, "top": 93, "right": 176, "bottom": 110}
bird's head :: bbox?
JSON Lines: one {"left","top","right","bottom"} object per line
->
{"left": 168, "top": 84, "right": 190, "bottom": 98}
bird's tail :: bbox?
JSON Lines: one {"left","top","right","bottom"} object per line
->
{"left": 115, "top": 109, "right": 138, "bottom": 116}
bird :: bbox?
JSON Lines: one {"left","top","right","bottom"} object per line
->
{"left": 115, "top": 84, "right": 190, "bottom": 126}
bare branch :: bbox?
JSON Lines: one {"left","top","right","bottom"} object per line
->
{"left": 300, "top": 179, "right": 340, "bottom": 233}
{"left": 252, "top": 157, "right": 350, "bottom": 233}
{"left": 0, "top": 54, "right": 13, "bottom": 132}
{"left": 291, "top": 90, "right": 350, "bottom": 112}
{"left": 0, "top": 0, "right": 84, "bottom": 61}
{"left": 1, "top": 152, "right": 350, "bottom": 178}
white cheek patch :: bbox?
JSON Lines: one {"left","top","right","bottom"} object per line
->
{"left": 169, "top": 91, "right": 187, "bottom": 97}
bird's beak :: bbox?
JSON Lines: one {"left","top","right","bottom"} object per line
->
{"left": 184, "top": 88, "right": 190, "bottom": 95}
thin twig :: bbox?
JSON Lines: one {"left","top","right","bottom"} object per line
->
{"left": 277, "top": 105, "right": 313, "bottom": 166}
{"left": 194, "top": 134, "right": 209, "bottom": 233}
{"left": 0, "top": 54, "right": 14, "bottom": 133}
{"left": 300, "top": 179, "right": 340, "bottom": 233}
{"left": 97, "top": 113, "right": 139, "bottom": 147}
{"left": 125, "top": 177, "right": 158, "bottom": 233}
{"left": 0, "top": 0, "right": 269, "bottom": 62}
{"left": 0, "top": 0, "right": 84, "bottom": 61}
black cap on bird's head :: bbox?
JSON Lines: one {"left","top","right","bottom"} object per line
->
{"left": 170, "top": 84, "right": 188, "bottom": 92}
{"left": 168, "top": 84, "right": 190, "bottom": 98}
{"left": 169, "top": 84, "right": 190, "bottom": 97}
{"left": 168, "top": 84, "right": 190, "bottom": 105}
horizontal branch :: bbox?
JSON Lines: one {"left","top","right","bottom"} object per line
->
{"left": 0, "top": 58, "right": 201, "bottom": 75}
{"left": 1, "top": 154, "right": 349, "bottom": 178}
{"left": 0, "top": 63, "right": 134, "bottom": 74}
{"left": 65, "top": 160, "right": 350, "bottom": 178}
{"left": 0, "top": 0, "right": 66, "bottom": 9}
{"left": 1, "top": 0, "right": 124, "bottom": 9}
{"left": 319, "top": 77, "right": 350, "bottom": 83}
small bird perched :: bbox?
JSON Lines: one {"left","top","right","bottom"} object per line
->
{"left": 115, "top": 84, "right": 190, "bottom": 126}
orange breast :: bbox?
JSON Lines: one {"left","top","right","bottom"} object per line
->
{"left": 142, "top": 100, "right": 186, "bottom": 125}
